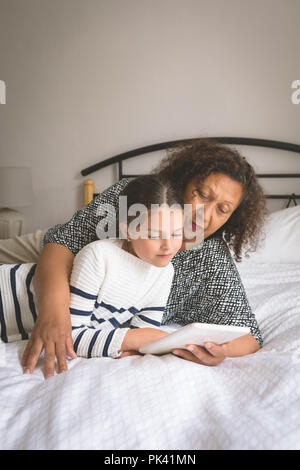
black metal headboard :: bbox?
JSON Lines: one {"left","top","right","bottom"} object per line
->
{"left": 81, "top": 137, "right": 300, "bottom": 206}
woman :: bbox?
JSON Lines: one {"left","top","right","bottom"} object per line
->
{"left": 21, "top": 139, "right": 267, "bottom": 377}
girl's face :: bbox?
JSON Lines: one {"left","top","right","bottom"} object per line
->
{"left": 124, "top": 207, "right": 184, "bottom": 267}
{"left": 183, "top": 172, "right": 244, "bottom": 240}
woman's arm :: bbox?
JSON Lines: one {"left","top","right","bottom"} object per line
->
{"left": 208, "top": 332, "right": 260, "bottom": 357}
{"left": 172, "top": 333, "right": 260, "bottom": 366}
{"left": 21, "top": 243, "right": 76, "bottom": 378}
{"left": 166, "top": 237, "right": 263, "bottom": 366}
{"left": 21, "top": 179, "right": 130, "bottom": 377}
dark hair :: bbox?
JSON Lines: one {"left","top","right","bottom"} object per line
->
{"left": 117, "top": 174, "right": 183, "bottom": 235}
{"left": 154, "top": 139, "right": 267, "bottom": 261}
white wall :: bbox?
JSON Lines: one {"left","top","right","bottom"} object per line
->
{"left": 0, "top": 0, "right": 299, "bottom": 232}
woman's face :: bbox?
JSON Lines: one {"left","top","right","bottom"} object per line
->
{"left": 183, "top": 172, "right": 244, "bottom": 240}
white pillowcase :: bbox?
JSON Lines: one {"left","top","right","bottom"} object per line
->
{"left": 240, "top": 205, "right": 300, "bottom": 264}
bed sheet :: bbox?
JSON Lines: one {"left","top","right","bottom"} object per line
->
{"left": 0, "top": 263, "right": 300, "bottom": 450}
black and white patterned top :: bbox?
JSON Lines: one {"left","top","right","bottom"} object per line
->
{"left": 43, "top": 178, "right": 263, "bottom": 346}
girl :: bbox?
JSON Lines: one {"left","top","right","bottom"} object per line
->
{"left": 0, "top": 175, "right": 184, "bottom": 360}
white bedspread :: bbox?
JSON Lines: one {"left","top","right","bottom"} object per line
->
{"left": 0, "top": 263, "right": 300, "bottom": 450}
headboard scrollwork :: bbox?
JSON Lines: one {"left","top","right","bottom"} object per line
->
{"left": 81, "top": 137, "right": 300, "bottom": 207}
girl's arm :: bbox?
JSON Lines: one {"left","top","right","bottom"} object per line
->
{"left": 120, "top": 328, "right": 168, "bottom": 353}
{"left": 69, "top": 243, "right": 167, "bottom": 358}
{"left": 120, "top": 267, "right": 175, "bottom": 354}
{"left": 68, "top": 243, "right": 118, "bottom": 358}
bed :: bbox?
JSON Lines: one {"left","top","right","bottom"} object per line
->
{"left": 0, "top": 137, "right": 300, "bottom": 451}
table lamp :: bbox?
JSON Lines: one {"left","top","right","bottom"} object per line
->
{"left": 0, "top": 167, "right": 34, "bottom": 239}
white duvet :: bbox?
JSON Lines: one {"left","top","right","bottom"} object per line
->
{"left": 0, "top": 263, "right": 300, "bottom": 450}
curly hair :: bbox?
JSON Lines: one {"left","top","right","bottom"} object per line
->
{"left": 153, "top": 139, "right": 267, "bottom": 262}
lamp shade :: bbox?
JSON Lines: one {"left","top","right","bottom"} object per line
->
{"left": 0, "top": 167, "right": 34, "bottom": 208}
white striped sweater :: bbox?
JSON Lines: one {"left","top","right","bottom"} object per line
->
{"left": 0, "top": 239, "right": 174, "bottom": 358}
{"left": 0, "top": 263, "right": 37, "bottom": 343}
{"left": 69, "top": 239, "right": 174, "bottom": 358}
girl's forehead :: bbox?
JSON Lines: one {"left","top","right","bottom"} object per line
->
{"left": 145, "top": 207, "right": 183, "bottom": 230}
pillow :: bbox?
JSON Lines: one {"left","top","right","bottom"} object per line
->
{"left": 240, "top": 205, "right": 300, "bottom": 264}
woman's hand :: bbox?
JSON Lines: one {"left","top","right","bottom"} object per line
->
{"left": 21, "top": 243, "right": 76, "bottom": 379}
{"left": 172, "top": 334, "right": 260, "bottom": 366}
{"left": 172, "top": 343, "right": 226, "bottom": 366}
{"left": 21, "top": 309, "right": 76, "bottom": 378}
{"left": 119, "top": 340, "right": 225, "bottom": 364}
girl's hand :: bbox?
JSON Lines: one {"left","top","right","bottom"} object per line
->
{"left": 117, "top": 350, "right": 142, "bottom": 358}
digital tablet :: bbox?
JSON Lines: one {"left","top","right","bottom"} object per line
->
{"left": 139, "top": 322, "right": 250, "bottom": 355}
